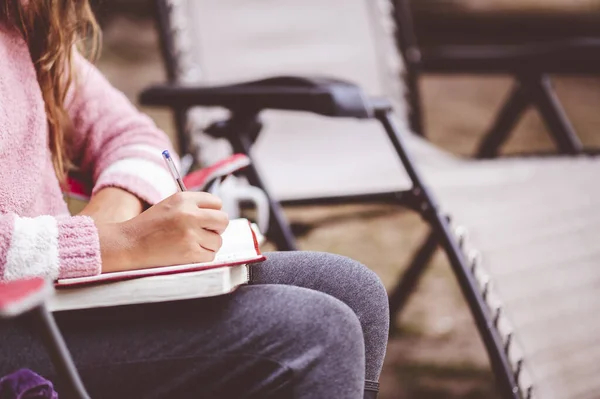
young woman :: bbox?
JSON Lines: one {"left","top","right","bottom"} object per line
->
{"left": 0, "top": 1, "right": 389, "bottom": 398}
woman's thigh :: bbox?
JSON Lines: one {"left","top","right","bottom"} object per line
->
{"left": 252, "top": 251, "right": 388, "bottom": 305}
{"left": 0, "top": 284, "right": 364, "bottom": 399}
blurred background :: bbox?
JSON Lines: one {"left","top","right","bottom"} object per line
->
{"left": 89, "top": 1, "right": 600, "bottom": 397}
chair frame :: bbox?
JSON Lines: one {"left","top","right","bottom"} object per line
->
{"left": 151, "top": 0, "right": 596, "bottom": 249}
{"left": 145, "top": 1, "right": 600, "bottom": 396}
{"left": 388, "top": 0, "right": 600, "bottom": 315}
{"left": 396, "top": 0, "right": 597, "bottom": 157}
{"left": 151, "top": 0, "right": 417, "bottom": 251}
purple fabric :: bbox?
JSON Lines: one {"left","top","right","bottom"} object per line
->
{"left": 0, "top": 369, "right": 58, "bottom": 399}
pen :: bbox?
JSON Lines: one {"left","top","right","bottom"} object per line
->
{"left": 162, "top": 150, "right": 224, "bottom": 195}
{"left": 162, "top": 150, "right": 187, "bottom": 192}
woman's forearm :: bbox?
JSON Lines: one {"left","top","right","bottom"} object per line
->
{"left": 78, "top": 187, "right": 145, "bottom": 224}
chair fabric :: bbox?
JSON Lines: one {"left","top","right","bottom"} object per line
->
{"left": 434, "top": 155, "right": 600, "bottom": 399}
{"left": 163, "top": 0, "right": 600, "bottom": 397}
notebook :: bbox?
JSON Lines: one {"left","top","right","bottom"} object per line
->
{"left": 48, "top": 218, "right": 265, "bottom": 312}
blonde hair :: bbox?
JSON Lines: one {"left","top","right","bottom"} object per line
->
{"left": 1, "top": 0, "right": 101, "bottom": 184}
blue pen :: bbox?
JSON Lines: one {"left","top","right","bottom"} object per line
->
{"left": 162, "top": 150, "right": 187, "bottom": 192}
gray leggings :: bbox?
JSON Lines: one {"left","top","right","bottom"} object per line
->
{"left": 0, "top": 251, "right": 389, "bottom": 398}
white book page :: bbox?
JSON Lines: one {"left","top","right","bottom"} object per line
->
{"left": 213, "top": 219, "right": 260, "bottom": 263}
{"left": 49, "top": 265, "right": 250, "bottom": 312}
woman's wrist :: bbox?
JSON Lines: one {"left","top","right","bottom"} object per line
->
{"left": 96, "top": 222, "right": 136, "bottom": 273}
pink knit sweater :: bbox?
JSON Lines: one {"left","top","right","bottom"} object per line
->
{"left": 0, "top": 24, "right": 178, "bottom": 282}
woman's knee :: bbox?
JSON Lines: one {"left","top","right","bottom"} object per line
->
{"left": 252, "top": 251, "right": 389, "bottom": 353}
{"left": 303, "top": 252, "right": 389, "bottom": 316}
{"left": 257, "top": 286, "right": 365, "bottom": 363}
{"left": 320, "top": 252, "right": 387, "bottom": 293}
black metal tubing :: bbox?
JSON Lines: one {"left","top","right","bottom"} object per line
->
{"left": 223, "top": 114, "right": 298, "bottom": 251}
{"left": 417, "top": 39, "right": 600, "bottom": 75}
{"left": 151, "top": 0, "right": 193, "bottom": 158}
{"left": 28, "top": 306, "right": 90, "bottom": 399}
{"left": 374, "top": 103, "right": 519, "bottom": 399}
{"left": 278, "top": 191, "right": 413, "bottom": 208}
{"left": 388, "top": 229, "right": 438, "bottom": 318}
{"left": 392, "top": 0, "right": 420, "bottom": 55}
{"left": 476, "top": 74, "right": 583, "bottom": 158}
{"left": 477, "top": 83, "right": 530, "bottom": 159}
{"left": 528, "top": 75, "right": 583, "bottom": 154}
{"left": 152, "top": 0, "right": 178, "bottom": 82}
{"left": 391, "top": 0, "right": 425, "bottom": 136}
{"left": 140, "top": 78, "right": 373, "bottom": 120}
{"left": 410, "top": 9, "right": 600, "bottom": 47}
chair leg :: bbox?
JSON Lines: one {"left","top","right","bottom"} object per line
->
{"left": 228, "top": 132, "right": 298, "bottom": 251}
{"left": 374, "top": 104, "right": 519, "bottom": 399}
{"left": 28, "top": 306, "right": 90, "bottom": 399}
{"left": 476, "top": 82, "right": 530, "bottom": 159}
{"left": 388, "top": 230, "right": 437, "bottom": 319}
{"left": 242, "top": 163, "right": 298, "bottom": 251}
{"left": 527, "top": 74, "right": 583, "bottom": 155}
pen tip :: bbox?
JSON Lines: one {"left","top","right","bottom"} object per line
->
{"left": 162, "top": 150, "right": 170, "bottom": 159}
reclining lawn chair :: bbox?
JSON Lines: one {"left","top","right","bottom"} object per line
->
{"left": 140, "top": 0, "right": 600, "bottom": 397}
{"left": 0, "top": 278, "right": 90, "bottom": 399}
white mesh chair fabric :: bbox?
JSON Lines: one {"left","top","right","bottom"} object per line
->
{"left": 162, "top": 0, "right": 600, "bottom": 397}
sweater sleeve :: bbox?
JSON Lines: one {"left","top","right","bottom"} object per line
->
{"left": 66, "top": 51, "right": 178, "bottom": 206}
{"left": 0, "top": 213, "right": 100, "bottom": 282}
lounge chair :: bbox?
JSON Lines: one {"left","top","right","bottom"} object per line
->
{"left": 140, "top": 1, "right": 600, "bottom": 397}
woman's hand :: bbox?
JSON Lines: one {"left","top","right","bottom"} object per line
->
{"left": 79, "top": 187, "right": 145, "bottom": 224}
{"left": 97, "top": 192, "right": 229, "bottom": 273}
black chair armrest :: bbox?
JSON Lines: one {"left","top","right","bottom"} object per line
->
{"left": 139, "top": 76, "right": 373, "bottom": 119}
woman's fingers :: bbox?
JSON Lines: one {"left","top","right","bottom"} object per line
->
{"left": 169, "top": 191, "right": 229, "bottom": 234}
{"left": 191, "top": 192, "right": 223, "bottom": 210}
{"left": 195, "top": 208, "right": 230, "bottom": 234}
{"left": 197, "top": 228, "right": 224, "bottom": 253}
{"left": 170, "top": 191, "right": 223, "bottom": 210}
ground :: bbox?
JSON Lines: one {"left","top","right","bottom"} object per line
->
{"left": 95, "top": 13, "right": 600, "bottom": 399}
